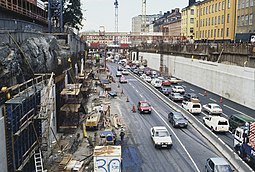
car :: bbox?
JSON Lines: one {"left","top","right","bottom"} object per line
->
{"left": 159, "top": 87, "right": 171, "bottom": 95}
{"left": 122, "top": 69, "right": 129, "bottom": 75}
{"left": 116, "top": 71, "right": 122, "bottom": 77}
{"left": 125, "top": 65, "right": 130, "bottom": 69}
{"left": 117, "top": 66, "right": 123, "bottom": 71}
{"left": 203, "top": 116, "right": 229, "bottom": 132}
{"left": 119, "top": 76, "right": 127, "bottom": 83}
{"left": 150, "top": 126, "right": 172, "bottom": 149}
{"left": 151, "top": 78, "right": 162, "bottom": 88}
{"left": 145, "top": 76, "right": 152, "bottom": 82}
{"left": 183, "top": 93, "right": 199, "bottom": 102}
{"left": 169, "top": 77, "right": 183, "bottom": 84}
{"left": 182, "top": 100, "right": 202, "bottom": 114}
{"left": 140, "top": 74, "right": 147, "bottom": 80}
{"left": 205, "top": 157, "right": 233, "bottom": 172}
{"left": 137, "top": 101, "right": 152, "bottom": 114}
{"left": 169, "top": 92, "right": 184, "bottom": 102}
{"left": 168, "top": 112, "right": 188, "bottom": 128}
{"left": 133, "top": 69, "right": 139, "bottom": 75}
{"left": 203, "top": 103, "right": 222, "bottom": 115}
{"left": 172, "top": 85, "right": 185, "bottom": 94}
{"left": 161, "top": 79, "right": 171, "bottom": 86}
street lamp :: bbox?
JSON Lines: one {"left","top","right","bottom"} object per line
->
{"left": 99, "top": 26, "right": 106, "bottom": 70}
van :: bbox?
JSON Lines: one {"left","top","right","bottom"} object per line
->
{"left": 182, "top": 100, "right": 201, "bottom": 114}
{"left": 229, "top": 114, "right": 255, "bottom": 132}
{"left": 203, "top": 116, "right": 229, "bottom": 132}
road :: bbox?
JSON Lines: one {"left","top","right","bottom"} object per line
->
{"left": 107, "top": 63, "right": 230, "bottom": 172}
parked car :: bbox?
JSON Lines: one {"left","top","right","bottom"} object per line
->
{"left": 202, "top": 103, "right": 222, "bottom": 115}
{"left": 161, "top": 79, "right": 171, "bottom": 86}
{"left": 203, "top": 116, "right": 229, "bottom": 132}
{"left": 150, "top": 126, "right": 172, "bottom": 149}
{"left": 159, "top": 87, "right": 171, "bottom": 95}
{"left": 133, "top": 69, "right": 139, "bottom": 75}
{"left": 169, "top": 77, "right": 183, "bottom": 84}
{"left": 145, "top": 76, "right": 152, "bottom": 83}
{"left": 151, "top": 78, "right": 162, "bottom": 88}
{"left": 182, "top": 100, "right": 202, "bottom": 114}
{"left": 140, "top": 74, "right": 147, "bottom": 80}
{"left": 168, "top": 112, "right": 188, "bottom": 128}
{"left": 137, "top": 101, "right": 152, "bottom": 114}
{"left": 169, "top": 92, "right": 184, "bottom": 102}
{"left": 172, "top": 85, "right": 185, "bottom": 94}
{"left": 205, "top": 157, "right": 233, "bottom": 172}
{"left": 116, "top": 71, "right": 122, "bottom": 77}
{"left": 183, "top": 93, "right": 199, "bottom": 102}
{"left": 119, "top": 76, "right": 127, "bottom": 83}
{"left": 122, "top": 69, "right": 129, "bottom": 75}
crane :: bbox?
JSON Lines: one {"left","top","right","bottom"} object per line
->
{"left": 114, "top": 0, "right": 119, "bottom": 33}
{"left": 141, "top": 0, "right": 146, "bottom": 32}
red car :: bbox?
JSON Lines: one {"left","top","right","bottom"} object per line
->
{"left": 137, "top": 101, "right": 152, "bottom": 114}
{"left": 161, "top": 79, "right": 171, "bottom": 86}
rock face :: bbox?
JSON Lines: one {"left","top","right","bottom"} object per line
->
{"left": 0, "top": 36, "right": 70, "bottom": 88}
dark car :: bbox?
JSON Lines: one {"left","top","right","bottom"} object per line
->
{"left": 117, "top": 66, "right": 123, "bottom": 71}
{"left": 168, "top": 112, "right": 188, "bottom": 128}
{"left": 133, "top": 69, "right": 139, "bottom": 75}
{"left": 159, "top": 87, "right": 171, "bottom": 95}
{"left": 137, "top": 101, "right": 152, "bottom": 114}
{"left": 183, "top": 93, "right": 199, "bottom": 101}
{"left": 169, "top": 92, "right": 184, "bottom": 102}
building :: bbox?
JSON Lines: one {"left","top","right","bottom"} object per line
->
{"left": 132, "top": 14, "right": 162, "bottom": 33}
{"left": 153, "top": 9, "right": 182, "bottom": 43}
{"left": 195, "top": 0, "right": 237, "bottom": 42}
{"left": 181, "top": 3, "right": 198, "bottom": 41}
{"left": 236, "top": 0, "right": 255, "bottom": 38}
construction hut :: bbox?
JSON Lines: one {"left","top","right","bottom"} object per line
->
{"left": 59, "top": 83, "right": 82, "bottom": 133}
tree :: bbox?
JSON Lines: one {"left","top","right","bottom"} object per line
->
{"left": 63, "top": 0, "right": 83, "bottom": 30}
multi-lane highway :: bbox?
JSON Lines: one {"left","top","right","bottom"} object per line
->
{"left": 107, "top": 63, "right": 239, "bottom": 172}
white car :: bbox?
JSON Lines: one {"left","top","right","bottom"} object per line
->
{"left": 145, "top": 76, "right": 152, "bottom": 82}
{"left": 182, "top": 101, "right": 202, "bottom": 114}
{"left": 150, "top": 126, "right": 172, "bottom": 149}
{"left": 122, "top": 69, "right": 129, "bottom": 75}
{"left": 203, "top": 116, "right": 229, "bottom": 132}
{"left": 172, "top": 85, "right": 185, "bottom": 94}
{"left": 151, "top": 78, "right": 162, "bottom": 88}
{"left": 140, "top": 74, "right": 147, "bottom": 80}
{"left": 116, "top": 71, "right": 122, "bottom": 77}
{"left": 203, "top": 103, "right": 222, "bottom": 115}
{"left": 169, "top": 77, "right": 183, "bottom": 84}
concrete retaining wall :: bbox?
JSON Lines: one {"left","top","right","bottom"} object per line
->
{"left": 139, "top": 52, "right": 255, "bottom": 110}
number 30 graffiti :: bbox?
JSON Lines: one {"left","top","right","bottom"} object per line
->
{"left": 96, "top": 158, "right": 121, "bottom": 172}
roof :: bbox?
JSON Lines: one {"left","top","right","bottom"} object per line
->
{"left": 94, "top": 146, "right": 121, "bottom": 157}
{"left": 232, "top": 114, "right": 255, "bottom": 122}
{"left": 153, "top": 126, "right": 167, "bottom": 130}
{"left": 209, "top": 157, "right": 229, "bottom": 166}
{"left": 60, "top": 84, "right": 81, "bottom": 96}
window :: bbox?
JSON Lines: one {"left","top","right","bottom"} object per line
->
{"left": 228, "top": 0, "right": 231, "bottom": 8}
{"left": 241, "top": 15, "right": 244, "bottom": 25}
{"left": 206, "top": 18, "right": 208, "bottom": 26}
{"left": 214, "top": 29, "right": 216, "bottom": 37}
{"left": 222, "top": 1, "right": 225, "bottom": 9}
{"left": 218, "top": 16, "right": 221, "bottom": 24}
{"left": 203, "top": 7, "right": 205, "bottom": 15}
{"left": 222, "top": 15, "right": 225, "bottom": 24}
{"left": 196, "top": 20, "right": 198, "bottom": 27}
{"left": 196, "top": 31, "right": 198, "bottom": 38}
{"left": 212, "top": 4, "right": 214, "bottom": 12}
{"left": 215, "top": 16, "right": 217, "bottom": 25}
{"left": 205, "top": 30, "right": 207, "bottom": 38}
{"left": 246, "top": 0, "right": 249, "bottom": 7}
{"left": 197, "top": 9, "right": 199, "bottom": 17}
{"left": 226, "top": 28, "right": 229, "bottom": 37}
{"left": 219, "top": 2, "right": 221, "bottom": 11}
{"left": 250, "top": 14, "right": 253, "bottom": 25}
{"left": 190, "top": 28, "right": 194, "bottom": 33}
{"left": 242, "top": 0, "right": 245, "bottom": 8}
{"left": 218, "top": 29, "right": 220, "bottom": 37}
{"left": 209, "top": 5, "right": 211, "bottom": 13}
{"left": 209, "top": 18, "right": 210, "bottom": 26}
{"left": 251, "top": 0, "right": 254, "bottom": 6}
{"left": 208, "top": 30, "right": 210, "bottom": 38}
{"left": 237, "top": 16, "right": 240, "bottom": 26}
{"left": 191, "top": 9, "right": 195, "bottom": 15}
{"left": 190, "top": 18, "right": 194, "bottom": 23}
{"left": 206, "top": 7, "right": 208, "bottom": 14}
{"left": 245, "top": 15, "right": 249, "bottom": 25}
{"left": 211, "top": 30, "right": 213, "bottom": 38}
{"left": 238, "top": 0, "right": 241, "bottom": 9}
{"left": 227, "top": 14, "right": 230, "bottom": 23}
{"left": 212, "top": 17, "right": 214, "bottom": 25}
{"left": 221, "top": 28, "right": 224, "bottom": 37}
{"left": 203, "top": 19, "right": 205, "bottom": 26}
{"left": 216, "top": 3, "right": 218, "bottom": 12}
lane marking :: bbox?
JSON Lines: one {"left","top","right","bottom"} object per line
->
{"left": 136, "top": 89, "right": 139, "bottom": 93}
{"left": 152, "top": 107, "right": 200, "bottom": 172}
{"left": 221, "top": 113, "right": 228, "bottom": 118}
{"left": 223, "top": 104, "right": 247, "bottom": 116}
{"left": 190, "top": 89, "right": 195, "bottom": 92}
{"left": 198, "top": 93, "right": 204, "bottom": 97}
{"left": 182, "top": 85, "right": 186, "bottom": 88}
{"left": 209, "top": 98, "right": 216, "bottom": 102}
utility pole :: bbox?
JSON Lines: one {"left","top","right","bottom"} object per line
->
{"left": 114, "top": 0, "right": 119, "bottom": 45}
{"left": 141, "top": 0, "right": 146, "bottom": 32}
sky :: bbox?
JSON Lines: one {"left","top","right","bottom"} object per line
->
{"left": 80, "top": 0, "right": 188, "bottom": 32}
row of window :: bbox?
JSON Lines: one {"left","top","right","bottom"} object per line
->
{"left": 195, "top": 28, "right": 229, "bottom": 39}
{"left": 197, "top": 0, "right": 230, "bottom": 17}
{"left": 237, "top": 14, "right": 253, "bottom": 26}
{"left": 237, "top": 0, "right": 254, "bottom": 9}
{"left": 196, "top": 14, "right": 230, "bottom": 27}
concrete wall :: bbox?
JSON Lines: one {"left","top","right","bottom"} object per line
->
{"left": 140, "top": 52, "right": 255, "bottom": 110}
{"left": 0, "top": 117, "right": 7, "bottom": 172}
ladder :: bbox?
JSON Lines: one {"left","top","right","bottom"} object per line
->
{"left": 34, "top": 150, "right": 44, "bottom": 172}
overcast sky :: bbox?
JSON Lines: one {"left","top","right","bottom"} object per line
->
{"left": 80, "top": 0, "right": 188, "bottom": 32}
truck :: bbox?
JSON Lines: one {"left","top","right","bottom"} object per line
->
{"left": 94, "top": 146, "right": 121, "bottom": 172}
{"left": 234, "top": 122, "right": 255, "bottom": 165}
{"left": 235, "top": 33, "right": 255, "bottom": 43}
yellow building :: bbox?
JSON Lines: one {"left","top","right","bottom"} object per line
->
{"left": 195, "top": 0, "right": 237, "bottom": 42}
{"left": 181, "top": 4, "right": 198, "bottom": 39}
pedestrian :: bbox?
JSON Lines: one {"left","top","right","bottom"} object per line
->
{"left": 119, "top": 127, "right": 125, "bottom": 143}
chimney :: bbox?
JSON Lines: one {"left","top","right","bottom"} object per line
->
{"left": 189, "top": 0, "right": 196, "bottom": 6}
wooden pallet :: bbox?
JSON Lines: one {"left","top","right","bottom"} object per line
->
{"left": 58, "top": 154, "right": 72, "bottom": 171}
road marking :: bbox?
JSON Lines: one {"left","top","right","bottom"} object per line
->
{"left": 136, "top": 89, "right": 139, "bottom": 93}
{"left": 198, "top": 93, "right": 204, "bottom": 97}
{"left": 209, "top": 98, "right": 216, "bottom": 102}
{"left": 182, "top": 85, "right": 186, "bottom": 88}
{"left": 152, "top": 107, "right": 200, "bottom": 172}
{"left": 221, "top": 113, "right": 228, "bottom": 118}
{"left": 190, "top": 89, "right": 195, "bottom": 92}
{"left": 223, "top": 104, "right": 246, "bottom": 115}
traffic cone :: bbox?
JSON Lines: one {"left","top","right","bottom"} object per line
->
{"left": 204, "top": 91, "right": 207, "bottom": 96}
{"left": 132, "top": 105, "right": 136, "bottom": 112}
{"left": 126, "top": 96, "right": 129, "bottom": 102}
{"left": 220, "top": 97, "right": 223, "bottom": 103}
